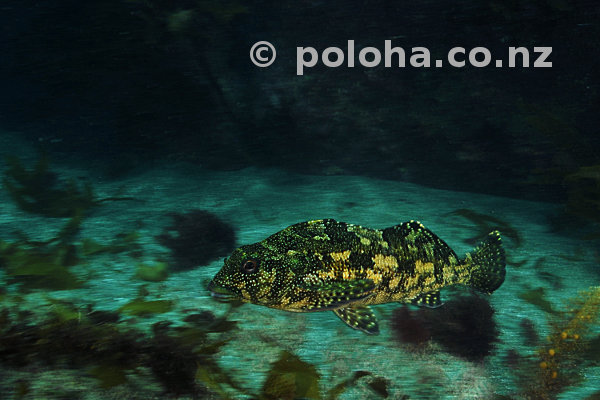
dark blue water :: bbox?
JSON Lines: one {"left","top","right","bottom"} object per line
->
{"left": 0, "top": 1, "right": 599, "bottom": 399}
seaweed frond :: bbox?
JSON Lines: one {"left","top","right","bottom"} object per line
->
{"left": 135, "top": 261, "right": 169, "bottom": 282}
{"left": 518, "top": 287, "right": 558, "bottom": 314}
{"left": 448, "top": 208, "right": 522, "bottom": 247}
{"left": 3, "top": 154, "right": 141, "bottom": 218}
{"left": 261, "top": 351, "right": 321, "bottom": 400}
{"left": 3, "top": 155, "right": 95, "bottom": 218}
{"left": 80, "top": 231, "right": 141, "bottom": 256}
{"left": 119, "top": 298, "right": 174, "bottom": 317}
{"left": 0, "top": 304, "right": 239, "bottom": 396}
{"left": 0, "top": 214, "right": 84, "bottom": 291}
{"left": 519, "top": 286, "right": 600, "bottom": 399}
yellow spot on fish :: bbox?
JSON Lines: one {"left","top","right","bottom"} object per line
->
{"left": 256, "top": 271, "right": 276, "bottom": 298}
{"left": 303, "top": 274, "right": 322, "bottom": 285}
{"left": 313, "top": 235, "right": 330, "bottom": 241}
{"left": 318, "top": 269, "right": 337, "bottom": 280}
{"left": 372, "top": 254, "right": 398, "bottom": 271}
{"left": 365, "top": 269, "right": 383, "bottom": 285}
{"left": 389, "top": 276, "right": 401, "bottom": 290}
{"left": 342, "top": 269, "right": 357, "bottom": 280}
{"left": 330, "top": 250, "right": 352, "bottom": 262}
{"left": 280, "top": 296, "right": 291, "bottom": 306}
{"left": 360, "top": 237, "right": 371, "bottom": 246}
{"left": 414, "top": 260, "right": 433, "bottom": 274}
{"left": 403, "top": 274, "right": 420, "bottom": 290}
{"left": 423, "top": 274, "right": 436, "bottom": 287}
{"left": 289, "top": 298, "right": 312, "bottom": 310}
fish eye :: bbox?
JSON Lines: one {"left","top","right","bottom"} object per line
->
{"left": 241, "top": 259, "right": 259, "bottom": 274}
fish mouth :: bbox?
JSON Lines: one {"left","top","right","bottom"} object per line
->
{"left": 208, "top": 281, "right": 238, "bottom": 301}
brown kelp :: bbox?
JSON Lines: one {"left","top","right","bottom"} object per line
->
{"left": 447, "top": 208, "right": 522, "bottom": 247}
{"left": 135, "top": 261, "right": 169, "bottom": 282}
{"left": 515, "top": 286, "right": 600, "bottom": 399}
{"left": 0, "top": 215, "right": 144, "bottom": 292}
{"left": 0, "top": 214, "right": 84, "bottom": 291}
{"left": 118, "top": 298, "right": 174, "bottom": 317}
{"left": 1, "top": 297, "right": 400, "bottom": 399}
{"left": 3, "top": 155, "right": 94, "bottom": 218}
{"left": 256, "top": 351, "right": 393, "bottom": 400}
{"left": 518, "top": 287, "right": 558, "bottom": 314}
{"left": 260, "top": 351, "right": 320, "bottom": 400}
{"left": 0, "top": 303, "right": 238, "bottom": 397}
{"left": 80, "top": 232, "right": 141, "bottom": 257}
{"left": 3, "top": 154, "right": 139, "bottom": 218}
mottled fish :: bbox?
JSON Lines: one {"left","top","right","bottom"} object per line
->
{"left": 208, "top": 219, "right": 506, "bottom": 334}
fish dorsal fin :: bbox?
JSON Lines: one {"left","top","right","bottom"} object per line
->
{"left": 333, "top": 306, "right": 379, "bottom": 334}
{"left": 300, "top": 279, "right": 376, "bottom": 311}
{"left": 382, "top": 221, "right": 458, "bottom": 264}
{"left": 411, "top": 290, "right": 443, "bottom": 308}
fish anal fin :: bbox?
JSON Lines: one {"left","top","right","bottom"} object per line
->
{"left": 411, "top": 290, "right": 443, "bottom": 308}
{"left": 301, "top": 279, "right": 376, "bottom": 311}
{"left": 333, "top": 306, "right": 379, "bottom": 335}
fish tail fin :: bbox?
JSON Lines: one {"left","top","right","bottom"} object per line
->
{"left": 466, "top": 231, "right": 506, "bottom": 294}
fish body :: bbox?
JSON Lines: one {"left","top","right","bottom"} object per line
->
{"left": 208, "top": 219, "right": 506, "bottom": 334}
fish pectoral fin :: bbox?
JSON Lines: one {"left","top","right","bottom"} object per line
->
{"left": 300, "top": 279, "right": 376, "bottom": 310}
{"left": 410, "top": 290, "right": 443, "bottom": 308}
{"left": 333, "top": 306, "right": 379, "bottom": 335}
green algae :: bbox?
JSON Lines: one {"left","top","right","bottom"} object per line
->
{"left": 3, "top": 154, "right": 95, "bottom": 218}
{"left": 588, "top": 335, "right": 600, "bottom": 363}
{"left": 88, "top": 364, "right": 128, "bottom": 389}
{"left": 366, "top": 376, "right": 390, "bottom": 398}
{"left": 45, "top": 298, "right": 83, "bottom": 322}
{"left": 119, "top": 299, "right": 174, "bottom": 316}
{"left": 326, "top": 371, "right": 393, "bottom": 400}
{"left": 135, "top": 261, "right": 168, "bottom": 282}
{"left": 0, "top": 214, "right": 85, "bottom": 291}
{"left": 326, "top": 371, "right": 372, "bottom": 400}
{"left": 14, "top": 380, "right": 30, "bottom": 399}
{"left": 183, "top": 310, "right": 238, "bottom": 333}
{"left": 0, "top": 241, "right": 83, "bottom": 291}
{"left": 448, "top": 208, "right": 522, "bottom": 247}
{"left": 518, "top": 287, "right": 557, "bottom": 314}
{"left": 195, "top": 362, "right": 243, "bottom": 400}
{"left": 81, "top": 232, "right": 141, "bottom": 256}
{"left": 508, "top": 257, "right": 528, "bottom": 268}
{"left": 3, "top": 154, "right": 140, "bottom": 218}
{"left": 262, "top": 351, "right": 321, "bottom": 400}
{"left": 0, "top": 304, "right": 238, "bottom": 395}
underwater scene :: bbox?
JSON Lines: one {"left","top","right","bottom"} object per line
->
{"left": 0, "top": 1, "right": 599, "bottom": 399}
